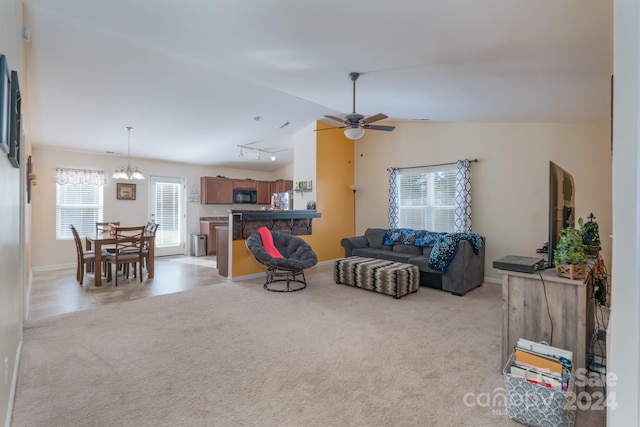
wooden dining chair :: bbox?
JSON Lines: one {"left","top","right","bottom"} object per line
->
{"left": 142, "top": 222, "right": 159, "bottom": 270}
{"left": 96, "top": 221, "right": 120, "bottom": 252}
{"left": 105, "top": 225, "right": 145, "bottom": 286}
{"left": 96, "top": 221, "right": 120, "bottom": 234}
{"left": 70, "top": 225, "right": 96, "bottom": 285}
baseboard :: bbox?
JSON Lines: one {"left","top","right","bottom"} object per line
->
{"left": 4, "top": 340, "right": 22, "bottom": 427}
{"left": 24, "top": 269, "right": 32, "bottom": 321}
{"left": 483, "top": 276, "right": 501, "bottom": 285}
{"left": 31, "top": 263, "right": 75, "bottom": 272}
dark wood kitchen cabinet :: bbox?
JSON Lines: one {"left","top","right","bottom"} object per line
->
{"left": 201, "top": 177, "right": 233, "bottom": 204}
{"left": 272, "top": 180, "right": 293, "bottom": 193}
{"left": 200, "top": 221, "right": 228, "bottom": 254}
{"left": 200, "top": 177, "right": 293, "bottom": 205}
{"left": 256, "top": 181, "right": 271, "bottom": 204}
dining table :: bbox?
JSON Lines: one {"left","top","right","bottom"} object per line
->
{"left": 85, "top": 232, "right": 155, "bottom": 287}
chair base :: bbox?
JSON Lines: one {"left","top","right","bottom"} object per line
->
{"left": 264, "top": 267, "right": 307, "bottom": 292}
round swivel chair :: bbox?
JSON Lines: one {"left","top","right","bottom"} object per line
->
{"left": 246, "top": 228, "right": 318, "bottom": 292}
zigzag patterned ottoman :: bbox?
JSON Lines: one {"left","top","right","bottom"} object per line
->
{"left": 334, "top": 256, "right": 419, "bottom": 299}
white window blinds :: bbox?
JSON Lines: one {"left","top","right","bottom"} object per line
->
{"left": 154, "top": 182, "right": 181, "bottom": 248}
{"left": 56, "top": 183, "right": 104, "bottom": 239}
{"left": 397, "top": 165, "right": 457, "bottom": 232}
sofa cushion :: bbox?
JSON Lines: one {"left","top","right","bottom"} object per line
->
{"left": 352, "top": 248, "right": 387, "bottom": 258}
{"left": 393, "top": 244, "right": 423, "bottom": 256}
{"left": 364, "top": 228, "right": 392, "bottom": 250}
{"left": 376, "top": 251, "right": 416, "bottom": 264}
{"left": 422, "top": 247, "right": 433, "bottom": 256}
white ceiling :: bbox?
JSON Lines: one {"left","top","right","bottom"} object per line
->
{"left": 22, "top": 0, "right": 613, "bottom": 172}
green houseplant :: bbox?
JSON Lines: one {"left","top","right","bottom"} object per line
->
{"left": 578, "top": 216, "right": 601, "bottom": 255}
{"left": 554, "top": 228, "right": 587, "bottom": 279}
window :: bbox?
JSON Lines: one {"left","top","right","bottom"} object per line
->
{"left": 389, "top": 160, "right": 474, "bottom": 232}
{"left": 56, "top": 183, "right": 103, "bottom": 239}
{"left": 397, "top": 166, "right": 457, "bottom": 232}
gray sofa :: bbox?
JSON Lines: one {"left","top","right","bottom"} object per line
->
{"left": 340, "top": 228, "right": 485, "bottom": 296}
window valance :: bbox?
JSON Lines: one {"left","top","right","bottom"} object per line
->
{"left": 56, "top": 168, "right": 106, "bottom": 186}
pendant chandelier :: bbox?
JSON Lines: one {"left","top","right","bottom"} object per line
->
{"left": 112, "top": 126, "right": 144, "bottom": 180}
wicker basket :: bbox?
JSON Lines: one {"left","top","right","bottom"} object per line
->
{"left": 555, "top": 264, "right": 587, "bottom": 280}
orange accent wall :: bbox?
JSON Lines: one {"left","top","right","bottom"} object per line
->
{"left": 230, "top": 123, "right": 354, "bottom": 277}
{"left": 300, "top": 125, "right": 354, "bottom": 261}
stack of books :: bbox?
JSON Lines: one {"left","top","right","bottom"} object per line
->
{"left": 508, "top": 339, "right": 573, "bottom": 392}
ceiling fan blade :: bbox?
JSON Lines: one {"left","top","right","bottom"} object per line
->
{"left": 315, "top": 126, "right": 346, "bottom": 132}
{"left": 362, "top": 113, "right": 388, "bottom": 124}
{"left": 363, "top": 124, "right": 395, "bottom": 132}
{"left": 324, "top": 115, "right": 348, "bottom": 125}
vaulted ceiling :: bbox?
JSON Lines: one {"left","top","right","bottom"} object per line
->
{"left": 22, "top": 0, "right": 613, "bottom": 171}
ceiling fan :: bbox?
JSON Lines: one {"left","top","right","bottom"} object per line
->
{"left": 319, "top": 72, "right": 395, "bottom": 140}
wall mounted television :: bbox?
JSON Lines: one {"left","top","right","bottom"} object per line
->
{"left": 0, "top": 54, "right": 10, "bottom": 155}
{"left": 548, "top": 161, "right": 575, "bottom": 268}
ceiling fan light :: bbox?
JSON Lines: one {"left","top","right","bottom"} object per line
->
{"left": 344, "top": 127, "right": 365, "bottom": 140}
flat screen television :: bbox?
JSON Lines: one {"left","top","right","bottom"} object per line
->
{"left": 548, "top": 161, "right": 575, "bottom": 268}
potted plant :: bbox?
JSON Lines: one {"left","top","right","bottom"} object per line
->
{"left": 554, "top": 228, "right": 588, "bottom": 280}
{"left": 578, "top": 215, "right": 601, "bottom": 256}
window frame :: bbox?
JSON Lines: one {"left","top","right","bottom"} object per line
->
{"left": 56, "top": 183, "right": 104, "bottom": 240}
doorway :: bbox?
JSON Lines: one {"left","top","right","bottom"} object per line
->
{"left": 149, "top": 176, "right": 186, "bottom": 256}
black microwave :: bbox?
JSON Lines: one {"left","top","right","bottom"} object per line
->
{"left": 233, "top": 188, "right": 257, "bottom": 204}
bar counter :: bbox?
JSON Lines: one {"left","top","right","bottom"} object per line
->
{"left": 228, "top": 209, "right": 321, "bottom": 240}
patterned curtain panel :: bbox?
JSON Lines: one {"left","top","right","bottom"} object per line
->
{"left": 388, "top": 167, "right": 400, "bottom": 228}
{"left": 56, "top": 168, "right": 106, "bottom": 186}
{"left": 454, "top": 159, "right": 472, "bottom": 232}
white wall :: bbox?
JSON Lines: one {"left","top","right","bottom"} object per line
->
{"left": 609, "top": 0, "right": 640, "bottom": 424}
{"left": 31, "top": 147, "right": 292, "bottom": 268}
{"left": 292, "top": 122, "right": 317, "bottom": 210}
{"left": 354, "top": 121, "right": 612, "bottom": 283}
{"left": 0, "top": 0, "right": 23, "bottom": 424}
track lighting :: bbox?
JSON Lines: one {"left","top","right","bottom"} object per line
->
{"left": 237, "top": 144, "right": 278, "bottom": 162}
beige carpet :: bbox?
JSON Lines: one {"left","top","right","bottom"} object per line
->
{"left": 12, "top": 264, "right": 605, "bottom": 426}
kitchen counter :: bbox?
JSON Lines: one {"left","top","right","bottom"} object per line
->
{"left": 199, "top": 216, "right": 229, "bottom": 222}
{"left": 228, "top": 209, "right": 321, "bottom": 239}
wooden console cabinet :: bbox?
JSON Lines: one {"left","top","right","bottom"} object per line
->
{"left": 500, "top": 268, "right": 594, "bottom": 375}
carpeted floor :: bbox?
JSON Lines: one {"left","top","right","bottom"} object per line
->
{"left": 12, "top": 264, "right": 605, "bottom": 426}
